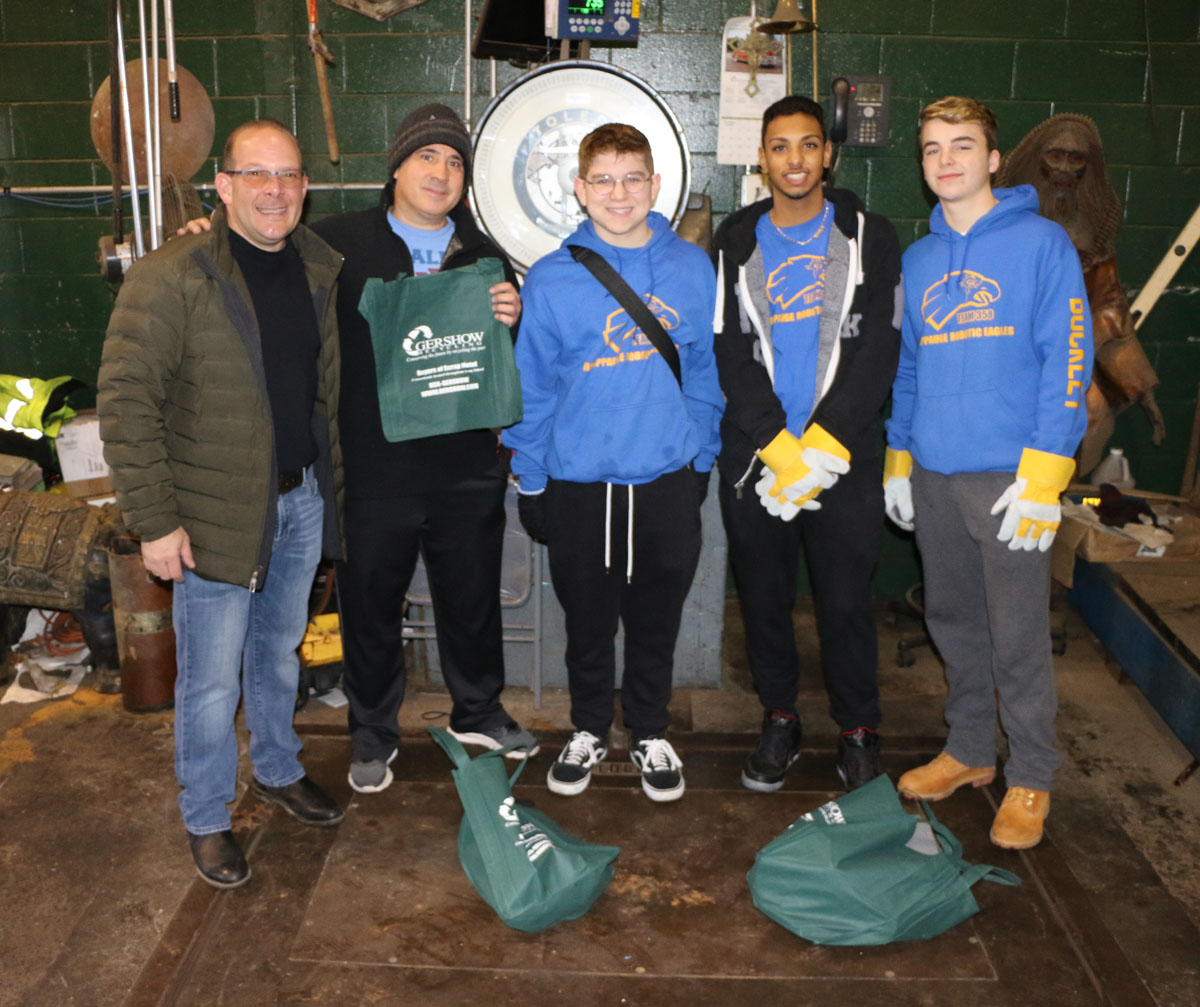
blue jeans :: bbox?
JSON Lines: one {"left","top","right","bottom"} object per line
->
{"left": 173, "top": 468, "right": 324, "bottom": 834}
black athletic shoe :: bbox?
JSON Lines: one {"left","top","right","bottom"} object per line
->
{"left": 631, "top": 737, "right": 685, "bottom": 802}
{"left": 546, "top": 731, "right": 608, "bottom": 796}
{"left": 837, "top": 727, "right": 882, "bottom": 790}
{"left": 741, "top": 710, "right": 802, "bottom": 792}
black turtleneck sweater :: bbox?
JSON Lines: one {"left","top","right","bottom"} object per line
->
{"left": 229, "top": 229, "right": 320, "bottom": 473}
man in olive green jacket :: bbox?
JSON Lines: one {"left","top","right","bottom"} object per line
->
{"left": 99, "top": 120, "right": 345, "bottom": 889}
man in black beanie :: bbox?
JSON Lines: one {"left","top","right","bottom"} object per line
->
{"left": 312, "top": 103, "right": 538, "bottom": 792}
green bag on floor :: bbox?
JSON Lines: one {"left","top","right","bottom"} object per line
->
{"left": 358, "top": 258, "right": 522, "bottom": 442}
{"left": 428, "top": 727, "right": 620, "bottom": 933}
{"left": 747, "top": 774, "right": 1021, "bottom": 945}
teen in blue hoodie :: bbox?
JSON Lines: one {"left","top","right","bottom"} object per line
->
{"left": 884, "top": 97, "right": 1093, "bottom": 851}
{"left": 503, "top": 123, "right": 723, "bottom": 803}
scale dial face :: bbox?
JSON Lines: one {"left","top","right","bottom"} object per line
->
{"left": 471, "top": 61, "right": 691, "bottom": 274}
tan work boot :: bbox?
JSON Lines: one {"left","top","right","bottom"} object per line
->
{"left": 990, "top": 787, "right": 1050, "bottom": 849}
{"left": 897, "top": 751, "right": 996, "bottom": 801}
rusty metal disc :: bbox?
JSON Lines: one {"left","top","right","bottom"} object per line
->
{"left": 90, "top": 59, "right": 215, "bottom": 183}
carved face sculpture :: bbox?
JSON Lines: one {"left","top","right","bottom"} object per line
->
{"left": 1041, "top": 132, "right": 1089, "bottom": 188}
{"left": 996, "top": 114, "right": 1120, "bottom": 271}
{"left": 1030, "top": 123, "right": 1101, "bottom": 253}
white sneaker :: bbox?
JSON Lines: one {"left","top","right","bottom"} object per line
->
{"left": 631, "top": 737, "right": 685, "bottom": 802}
{"left": 546, "top": 731, "right": 608, "bottom": 796}
{"left": 348, "top": 747, "right": 398, "bottom": 793}
{"left": 447, "top": 722, "right": 540, "bottom": 760}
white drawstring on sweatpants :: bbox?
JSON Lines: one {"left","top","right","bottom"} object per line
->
{"left": 602, "top": 482, "right": 636, "bottom": 583}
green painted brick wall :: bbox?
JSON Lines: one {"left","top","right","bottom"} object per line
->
{"left": 1, "top": 0, "right": 1196, "bottom": 512}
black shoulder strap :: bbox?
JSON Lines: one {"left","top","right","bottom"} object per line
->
{"left": 566, "top": 244, "right": 682, "bottom": 388}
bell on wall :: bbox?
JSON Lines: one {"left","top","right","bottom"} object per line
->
{"left": 758, "top": 0, "right": 817, "bottom": 34}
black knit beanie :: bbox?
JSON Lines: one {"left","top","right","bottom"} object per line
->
{"left": 385, "top": 103, "right": 472, "bottom": 184}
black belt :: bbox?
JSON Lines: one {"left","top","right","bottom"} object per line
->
{"left": 278, "top": 469, "right": 304, "bottom": 495}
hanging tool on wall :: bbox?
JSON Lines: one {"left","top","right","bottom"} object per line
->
{"left": 164, "top": 0, "right": 180, "bottom": 120}
{"left": 307, "top": 0, "right": 341, "bottom": 164}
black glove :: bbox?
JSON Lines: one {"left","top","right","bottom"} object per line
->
{"left": 694, "top": 467, "right": 711, "bottom": 507}
{"left": 517, "top": 491, "right": 548, "bottom": 544}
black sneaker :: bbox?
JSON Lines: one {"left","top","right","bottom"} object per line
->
{"left": 741, "top": 710, "right": 802, "bottom": 792}
{"left": 837, "top": 727, "right": 882, "bottom": 790}
{"left": 546, "top": 730, "right": 608, "bottom": 796}
{"left": 631, "top": 737, "right": 685, "bottom": 802}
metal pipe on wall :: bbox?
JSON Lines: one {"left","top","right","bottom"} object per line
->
{"left": 135, "top": 0, "right": 160, "bottom": 247}
{"left": 811, "top": 0, "right": 819, "bottom": 99}
{"left": 150, "top": 0, "right": 163, "bottom": 249}
{"left": 114, "top": 2, "right": 145, "bottom": 258}
{"left": 463, "top": 0, "right": 472, "bottom": 129}
{"left": 3, "top": 183, "right": 383, "bottom": 195}
{"left": 108, "top": 0, "right": 124, "bottom": 245}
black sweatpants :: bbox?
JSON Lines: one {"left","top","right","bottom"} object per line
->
{"left": 337, "top": 472, "right": 509, "bottom": 762}
{"left": 546, "top": 467, "right": 702, "bottom": 742}
{"left": 718, "top": 455, "right": 882, "bottom": 731}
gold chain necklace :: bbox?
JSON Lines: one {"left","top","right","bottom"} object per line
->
{"left": 769, "top": 201, "right": 831, "bottom": 247}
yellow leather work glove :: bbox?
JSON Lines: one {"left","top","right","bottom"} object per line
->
{"left": 756, "top": 423, "right": 852, "bottom": 514}
{"left": 989, "top": 447, "right": 1076, "bottom": 552}
{"left": 883, "top": 448, "right": 915, "bottom": 532}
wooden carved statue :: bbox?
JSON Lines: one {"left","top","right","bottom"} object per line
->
{"left": 996, "top": 114, "right": 1165, "bottom": 477}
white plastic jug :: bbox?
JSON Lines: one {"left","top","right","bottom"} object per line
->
{"left": 1089, "top": 447, "right": 1134, "bottom": 489}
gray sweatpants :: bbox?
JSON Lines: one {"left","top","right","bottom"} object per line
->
{"left": 912, "top": 463, "right": 1060, "bottom": 791}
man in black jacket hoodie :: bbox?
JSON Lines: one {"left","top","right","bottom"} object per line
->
{"left": 712, "top": 95, "right": 902, "bottom": 793}
{"left": 311, "top": 104, "right": 538, "bottom": 793}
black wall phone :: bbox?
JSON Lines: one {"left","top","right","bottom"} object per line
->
{"left": 831, "top": 76, "right": 891, "bottom": 147}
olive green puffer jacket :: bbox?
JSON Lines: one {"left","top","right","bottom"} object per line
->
{"left": 98, "top": 208, "right": 344, "bottom": 587}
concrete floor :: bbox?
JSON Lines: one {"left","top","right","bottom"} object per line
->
{"left": 1, "top": 595, "right": 1198, "bottom": 1006}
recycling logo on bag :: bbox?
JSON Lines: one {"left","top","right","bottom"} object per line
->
{"left": 402, "top": 324, "right": 488, "bottom": 361}
{"left": 398, "top": 323, "right": 488, "bottom": 399}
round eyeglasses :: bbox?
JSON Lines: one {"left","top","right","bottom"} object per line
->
{"left": 224, "top": 169, "right": 306, "bottom": 189}
{"left": 582, "top": 172, "right": 650, "bottom": 196}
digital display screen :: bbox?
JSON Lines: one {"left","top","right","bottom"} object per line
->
{"left": 857, "top": 82, "right": 884, "bottom": 102}
{"left": 569, "top": 0, "right": 605, "bottom": 14}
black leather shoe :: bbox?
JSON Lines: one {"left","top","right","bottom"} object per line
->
{"left": 251, "top": 774, "right": 345, "bottom": 826}
{"left": 188, "top": 830, "right": 250, "bottom": 889}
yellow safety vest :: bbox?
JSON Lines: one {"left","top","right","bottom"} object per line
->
{"left": 0, "top": 374, "right": 81, "bottom": 440}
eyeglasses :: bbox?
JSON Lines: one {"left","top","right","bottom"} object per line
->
{"left": 224, "top": 169, "right": 306, "bottom": 189}
{"left": 582, "top": 172, "right": 650, "bottom": 195}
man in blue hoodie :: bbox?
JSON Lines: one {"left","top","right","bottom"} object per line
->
{"left": 503, "top": 123, "right": 724, "bottom": 803}
{"left": 885, "top": 96, "right": 1093, "bottom": 849}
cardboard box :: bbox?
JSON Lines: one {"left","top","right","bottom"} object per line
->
{"left": 1052, "top": 500, "right": 1200, "bottom": 587}
{"left": 56, "top": 410, "right": 113, "bottom": 499}
{"left": 65, "top": 476, "right": 115, "bottom": 500}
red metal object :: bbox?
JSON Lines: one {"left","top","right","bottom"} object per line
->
{"left": 108, "top": 536, "right": 177, "bottom": 712}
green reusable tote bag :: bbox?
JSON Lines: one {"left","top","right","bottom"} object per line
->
{"left": 747, "top": 774, "right": 1021, "bottom": 945}
{"left": 358, "top": 258, "right": 523, "bottom": 442}
{"left": 428, "top": 727, "right": 620, "bottom": 933}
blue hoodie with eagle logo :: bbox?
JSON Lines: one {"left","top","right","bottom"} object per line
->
{"left": 504, "top": 212, "right": 724, "bottom": 491}
{"left": 887, "top": 184, "right": 1093, "bottom": 474}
